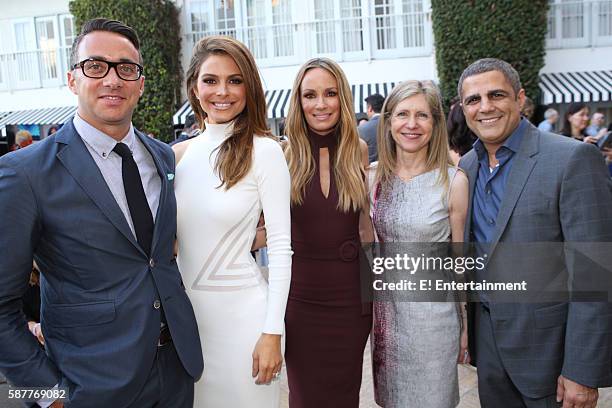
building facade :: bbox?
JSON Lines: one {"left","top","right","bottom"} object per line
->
{"left": 0, "top": 0, "right": 610, "bottom": 150}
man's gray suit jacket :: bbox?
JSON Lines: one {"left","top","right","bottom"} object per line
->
{"left": 359, "top": 115, "right": 380, "bottom": 163}
{"left": 459, "top": 122, "right": 612, "bottom": 398}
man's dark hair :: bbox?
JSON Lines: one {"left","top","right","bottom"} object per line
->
{"left": 365, "top": 93, "right": 385, "bottom": 113}
{"left": 457, "top": 58, "right": 522, "bottom": 100}
{"left": 70, "top": 18, "right": 142, "bottom": 67}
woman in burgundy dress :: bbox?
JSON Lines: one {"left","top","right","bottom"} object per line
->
{"left": 283, "top": 57, "right": 372, "bottom": 407}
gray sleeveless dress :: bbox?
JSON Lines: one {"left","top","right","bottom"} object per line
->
{"left": 371, "top": 167, "right": 460, "bottom": 408}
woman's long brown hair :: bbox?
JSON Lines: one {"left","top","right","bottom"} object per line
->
{"left": 185, "top": 36, "right": 271, "bottom": 189}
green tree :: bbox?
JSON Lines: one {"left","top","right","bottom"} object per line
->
{"left": 431, "top": 0, "right": 549, "bottom": 106}
{"left": 69, "top": 0, "right": 182, "bottom": 141}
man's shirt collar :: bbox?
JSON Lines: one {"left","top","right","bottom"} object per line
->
{"left": 73, "top": 113, "right": 136, "bottom": 159}
{"left": 473, "top": 118, "right": 527, "bottom": 161}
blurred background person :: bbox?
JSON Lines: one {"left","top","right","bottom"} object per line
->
{"left": 359, "top": 93, "right": 385, "bottom": 163}
{"left": 170, "top": 114, "right": 199, "bottom": 146}
{"left": 446, "top": 103, "right": 477, "bottom": 165}
{"left": 356, "top": 113, "right": 369, "bottom": 127}
{"left": 586, "top": 111, "right": 606, "bottom": 137}
{"left": 520, "top": 96, "right": 535, "bottom": 123}
{"left": 47, "top": 125, "right": 60, "bottom": 136}
{"left": 560, "top": 102, "right": 595, "bottom": 143}
{"left": 370, "top": 80, "right": 469, "bottom": 408}
{"left": 537, "top": 108, "right": 559, "bottom": 133}
{"left": 283, "top": 57, "right": 372, "bottom": 408}
{"left": 14, "top": 129, "right": 33, "bottom": 150}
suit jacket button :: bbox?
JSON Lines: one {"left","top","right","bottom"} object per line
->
{"left": 153, "top": 300, "right": 161, "bottom": 309}
{"left": 149, "top": 258, "right": 155, "bottom": 268}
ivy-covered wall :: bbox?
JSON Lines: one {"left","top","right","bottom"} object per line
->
{"left": 431, "top": 1, "right": 549, "bottom": 106}
{"left": 69, "top": 0, "right": 182, "bottom": 142}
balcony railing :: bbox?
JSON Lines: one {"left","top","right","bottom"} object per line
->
{"left": 184, "top": 12, "right": 433, "bottom": 67}
{"left": 547, "top": 0, "right": 612, "bottom": 48}
{"left": 0, "top": 46, "right": 71, "bottom": 91}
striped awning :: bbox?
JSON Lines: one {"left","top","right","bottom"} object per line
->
{"left": 539, "top": 70, "right": 612, "bottom": 105}
{"left": 0, "top": 106, "right": 77, "bottom": 127}
{"left": 173, "top": 82, "right": 397, "bottom": 125}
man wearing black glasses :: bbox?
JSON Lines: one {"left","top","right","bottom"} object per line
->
{"left": 0, "top": 18, "right": 203, "bottom": 408}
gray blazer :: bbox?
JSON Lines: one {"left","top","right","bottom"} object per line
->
{"left": 460, "top": 122, "right": 612, "bottom": 398}
{"left": 358, "top": 115, "right": 380, "bottom": 163}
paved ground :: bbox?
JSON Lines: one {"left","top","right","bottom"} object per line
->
{"left": 280, "top": 340, "right": 612, "bottom": 408}
{"left": 2, "top": 351, "right": 611, "bottom": 407}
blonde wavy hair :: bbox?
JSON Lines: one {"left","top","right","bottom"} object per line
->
{"left": 185, "top": 36, "right": 271, "bottom": 189}
{"left": 284, "top": 58, "right": 367, "bottom": 212}
{"left": 376, "top": 80, "right": 452, "bottom": 190}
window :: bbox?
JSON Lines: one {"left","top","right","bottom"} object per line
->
{"left": 402, "top": 0, "right": 425, "bottom": 48}
{"left": 36, "top": 16, "right": 58, "bottom": 83}
{"left": 0, "top": 14, "right": 75, "bottom": 90}
{"left": 244, "top": 0, "right": 295, "bottom": 60}
{"left": 245, "top": 0, "right": 267, "bottom": 58}
{"left": 561, "top": 0, "right": 584, "bottom": 39}
{"left": 184, "top": 0, "right": 431, "bottom": 67}
{"left": 314, "top": 0, "right": 336, "bottom": 54}
{"left": 369, "top": 0, "right": 430, "bottom": 58}
{"left": 374, "top": 0, "right": 396, "bottom": 50}
{"left": 341, "top": 0, "right": 363, "bottom": 53}
{"left": 596, "top": 0, "right": 612, "bottom": 37}
{"left": 272, "top": 0, "right": 294, "bottom": 57}
{"left": 60, "top": 14, "right": 75, "bottom": 80}
{"left": 216, "top": 0, "right": 237, "bottom": 36}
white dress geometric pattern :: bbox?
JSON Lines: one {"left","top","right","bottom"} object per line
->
{"left": 175, "top": 122, "right": 292, "bottom": 407}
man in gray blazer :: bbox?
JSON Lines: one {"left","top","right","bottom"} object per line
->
{"left": 0, "top": 19, "right": 203, "bottom": 407}
{"left": 358, "top": 93, "right": 385, "bottom": 163}
{"left": 459, "top": 58, "right": 612, "bottom": 408}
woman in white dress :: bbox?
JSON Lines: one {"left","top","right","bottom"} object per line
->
{"left": 172, "top": 36, "right": 292, "bottom": 407}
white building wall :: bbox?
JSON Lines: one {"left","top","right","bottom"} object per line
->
{"left": 0, "top": 0, "right": 69, "bottom": 19}
{"left": 258, "top": 55, "right": 437, "bottom": 91}
{"left": 0, "top": 87, "right": 76, "bottom": 112}
{"left": 542, "top": 46, "right": 612, "bottom": 73}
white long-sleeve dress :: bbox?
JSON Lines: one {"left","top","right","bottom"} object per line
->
{"left": 175, "top": 122, "right": 292, "bottom": 407}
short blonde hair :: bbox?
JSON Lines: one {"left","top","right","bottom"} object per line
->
{"left": 15, "top": 130, "right": 33, "bottom": 147}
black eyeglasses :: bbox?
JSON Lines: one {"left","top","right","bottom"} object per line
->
{"left": 72, "top": 58, "right": 144, "bottom": 81}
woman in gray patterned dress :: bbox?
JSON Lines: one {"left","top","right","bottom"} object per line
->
{"left": 368, "top": 80, "right": 470, "bottom": 408}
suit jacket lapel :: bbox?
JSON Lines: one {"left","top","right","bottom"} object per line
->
{"left": 460, "top": 151, "right": 479, "bottom": 243}
{"left": 489, "top": 124, "right": 540, "bottom": 250}
{"left": 55, "top": 121, "right": 142, "bottom": 253}
{"left": 135, "top": 131, "right": 168, "bottom": 256}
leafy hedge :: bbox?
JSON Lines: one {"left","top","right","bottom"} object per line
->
{"left": 69, "top": 0, "right": 182, "bottom": 142}
{"left": 431, "top": 1, "right": 549, "bottom": 106}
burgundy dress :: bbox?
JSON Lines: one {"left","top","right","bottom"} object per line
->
{"left": 285, "top": 129, "right": 372, "bottom": 407}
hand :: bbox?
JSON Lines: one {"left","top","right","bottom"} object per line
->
{"left": 251, "top": 214, "right": 267, "bottom": 251}
{"left": 583, "top": 136, "right": 598, "bottom": 144}
{"left": 251, "top": 333, "right": 282, "bottom": 385}
{"left": 457, "top": 320, "right": 470, "bottom": 364}
{"left": 50, "top": 401, "right": 64, "bottom": 408}
{"left": 27, "top": 321, "right": 45, "bottom": 346}
{"left": 602, "top": 147, "right": 612, "bottom": 162}
{"left": 556, "top": 375, "right": 598, "bottom": 408}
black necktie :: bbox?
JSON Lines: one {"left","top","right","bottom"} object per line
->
{"left": 113, "top": 142, "right": 154, "bottom": 255}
